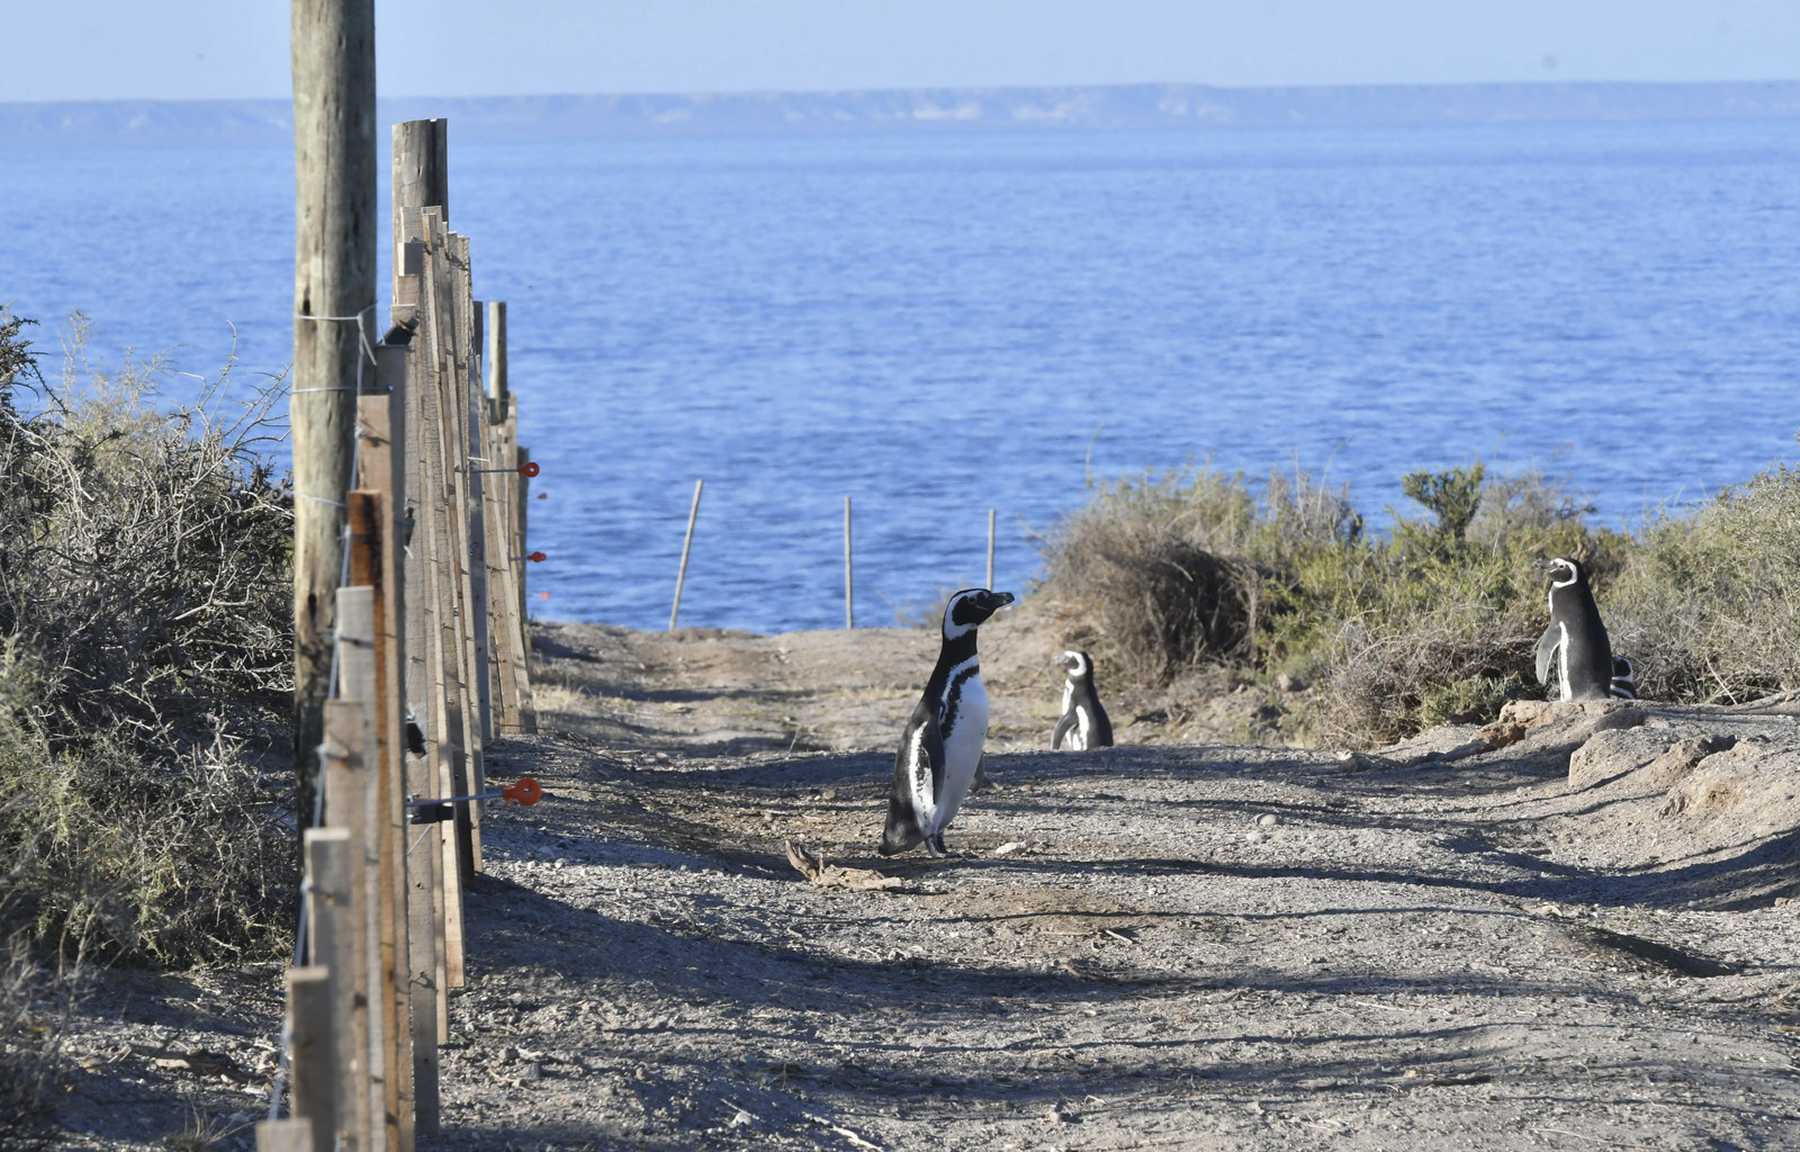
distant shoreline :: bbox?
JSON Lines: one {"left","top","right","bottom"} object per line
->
{"left": 5, "top": 79, "right": 1799, "bottom": 145}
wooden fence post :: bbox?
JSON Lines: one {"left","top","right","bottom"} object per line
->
{"left": 332, "top": 579, "right": 388, "bottom": 1152}
{"left": 391, "top": 118, "right": 446, "bottom": 316}
{"left": 510, "top": 440, "right": 538, "bottom": 733}
{"left": 417, "top": 209, "right": 470, "bottom": 976}
{"left": 290, "top": 0, "right": 376, "bottom": 840}
{"left": 354, "top": 367, "right": 412, "bottom": 1151}
{"left": 843, "top": 496, "right": 853, "bottom": 630}
{"left": 303, "top": 826, "right": 364, "bottom": 1151}
{"left": 287, "top": 965, "right": 337, "bottom": 1152}
{"left": 390, "top": 121, "right": 447, "bottom": 1143}
{"left": 670, "top": 479, "right": 703, "bottom": 631}
{"left": 449, "top": 240, "right": 491, "bottom": 870}
{"left": 256, "top": 1119, "right": 316, "bottom": 1152}
{"left": 516, "top": 445, "right": 531, "bottom": 626}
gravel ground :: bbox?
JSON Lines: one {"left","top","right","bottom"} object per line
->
{"left": 41, "top": 619, "right": 1800, "bottom": 1150}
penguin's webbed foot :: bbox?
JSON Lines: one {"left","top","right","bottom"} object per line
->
{"left": 926, "top": 833, "right": 948, "bottom": 858}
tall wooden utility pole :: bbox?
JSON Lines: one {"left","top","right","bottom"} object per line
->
{"left": 291, "top": 0, "right": 376, "bottom": 826}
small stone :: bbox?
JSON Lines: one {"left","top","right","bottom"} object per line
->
{"left": 1246, "top": 831, "right": 1265, "bottom": 844}
{"left": 820, "top": 788, "right": 837, "bottom": 801}
{"left": 730, "top": 1110, "right": 753, "bottom": 1128}
{"left": 523, "top": 1062, "right": 543, "bottom": 1082}
{"left": 1257, "top": 814, "right": 1278, "bottom": 828}
{"left": 501, "top": 1046, "right": 519, "bottom": 1062}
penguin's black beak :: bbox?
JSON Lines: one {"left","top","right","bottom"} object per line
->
{"left": 991, "top": 591, "right": 1015, "bottom": 608}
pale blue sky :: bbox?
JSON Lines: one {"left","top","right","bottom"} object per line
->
{"left": 6, "top": 0, "right": 1797, "bottom": 102}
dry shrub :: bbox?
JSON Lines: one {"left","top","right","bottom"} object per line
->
{"left": 0, "top": 313, "right": 294, "bottom": 969}
{"left": 1607, "top": 467, "right": 1800, "bottom": 704}
{"left": 1038, "top": 472, "right": 1264, "bottom": 684}
{"left": 1324, "top": 600, "right": 1535, "bottom": 747}
{"left": 0, "top": 924, "right": 75, "bottom": 1149}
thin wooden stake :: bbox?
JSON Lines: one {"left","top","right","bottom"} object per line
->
{"left": 986, "top": 507, "right": 996, "bottom": 590}
{"left": 670, "top": 478, "right": 703, "bottom": 632}
{"left": 485, "top": 300, "right": 507, "bottom": 419}
{"left": 843, "top": 496, "right": 853, "bottom": 630}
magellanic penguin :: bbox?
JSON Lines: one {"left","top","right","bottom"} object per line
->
{"left": 1610, "top": 656, "right": 1637, "bottom": 700}
{"left": 1534, "top": 556, "right": 1615, "bottom": 702}
{"left": 879, "top": 588, "right": 1015, "bottom": 857}
{"left": 1051, "top": 650, "right": 1113, "bottom": 751}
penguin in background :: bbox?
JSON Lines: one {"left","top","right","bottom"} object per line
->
{"left": 879, "top": 588, "right": 1014, "bottom": 858}
{"left": 1534, "top": 556, "right": 1615, "bottom": 702}
{"left": 1609, "top": 656, "right": 1638, "bottom": 700}
{"left": 1051, "top": 649, "right": 1113, "bottom": 751}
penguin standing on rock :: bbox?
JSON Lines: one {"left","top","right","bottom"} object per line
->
{"left": 879, "top": 588, "right": 1014, "bottom": 858}
{"left": 1051, "top": 650, "right": 1113, "bottom": 751}
{"left": 1534, "top": 556, "right": 1615, "bottom": 701}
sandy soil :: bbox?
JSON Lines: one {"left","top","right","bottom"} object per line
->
{"left": 42, "top": 618, "right": 1800, "bottom": 1150}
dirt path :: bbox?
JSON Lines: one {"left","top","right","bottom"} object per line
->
{"left": 39, "top": 619, "right": 1800, "bottom": 1149}
{"left": 424, "top": 621, "right": 1800, "bottom": 1150}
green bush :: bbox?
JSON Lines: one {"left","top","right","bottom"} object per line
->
{"left": 1037, "top": 461, "right": 1661, "bottom": 746}
{"left": 1607, "top": 467, "right": 1800, "bottom": 704}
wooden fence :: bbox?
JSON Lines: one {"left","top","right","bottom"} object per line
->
{"left": 260, "top": 117, "right": 539, "bottom": 1152}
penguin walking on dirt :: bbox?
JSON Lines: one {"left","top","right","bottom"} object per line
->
{"left": 1051, "top": 650, "right": 1113, "bottom": 751}
{"left": 1534, "top": 556, "right": 1615, "bottom": 702}
{"left": 879, "top": 588, "right": 1014, "bottom": 858}
{"left": 1609, "top": 656, "right": 1638, "bottom": 700}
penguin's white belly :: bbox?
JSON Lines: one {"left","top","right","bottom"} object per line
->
{"left": 1556, "top": 623, "right": 1572, "bottom": 703}
{"left": 932, "top": 673, "right": 988, "bottom": 834}
{"left": 1072, "top": 705, "right": 1092, "bottom": 751}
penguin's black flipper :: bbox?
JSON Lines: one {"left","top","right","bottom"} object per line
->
{"left": 1534, "top": 625, "right": 1560, "bottom": 687}
{"left": 880, "top": 704, "right": 945, "bottom": 857}
{"left": 1051, "top": 710, "right": 1078, "bottom": 751}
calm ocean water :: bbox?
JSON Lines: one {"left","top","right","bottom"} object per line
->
{"left": 3, "top": 121, "right": 1797, "bottom": 632}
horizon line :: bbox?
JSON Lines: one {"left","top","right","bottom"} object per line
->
{"left": 6, "top": 75, "right": 1800, "bottom": 108}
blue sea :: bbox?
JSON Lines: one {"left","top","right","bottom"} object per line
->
{"left": 3, "top": 120, "right": 1797, "bottom": 632}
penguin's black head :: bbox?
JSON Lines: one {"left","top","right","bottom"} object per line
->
{"left": 1540, "top": 556, "right": 1585, "bottom": 589}
{"left": 1058, "top": 649, "right": 1093, "bottom": 681}
{"left": 878, "top": 807, "right": 922, "bottom": 857}
{"left": 942, "top": 588, "right": 1015, "bottom": 640}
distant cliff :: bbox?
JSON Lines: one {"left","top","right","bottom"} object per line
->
{"left": 4, "top": 81, "right": 1798, "bottom": 145}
